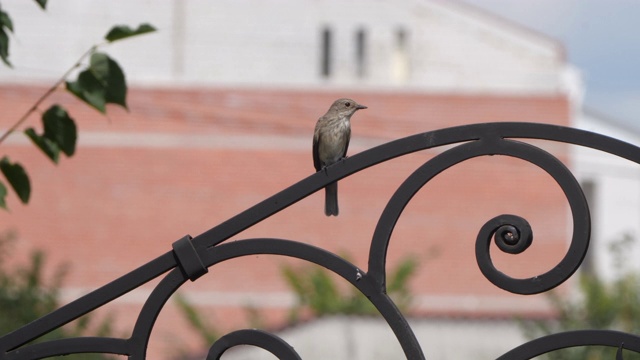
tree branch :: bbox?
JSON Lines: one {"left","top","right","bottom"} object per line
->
{"left": 0, "top": 45, "right": 98, "bottom": 145}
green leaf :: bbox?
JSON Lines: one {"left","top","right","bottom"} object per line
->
{"left": 104, "top": 23, "right": 156, "bottom": 43}
{"left": 25, "top": 128, "right": 60, "bottom": 163}
{"left": 24, "top": 105, "right": 77, "bottom": 163}
{"left": 0, "top": 181, "right": 7, "bottom": 209}
{"left": 0, "top": 8, "right": 14, "bottom": 32}
{"left": 104, "top": 61, "right": 127, "bottom": 109}
{"left": 42, "top": 105, "right": 77, "bottom": 156}
{"left": 34, "top": 0, "right": 47, "bottom": 10}
{"left": 89, "top": 53, "right": 127, "bottom": 109}
{"left": 89, "top": 52, "right": 110, "bottom": 85}
{"left": 66, "top": 69, "right": 107, "bottom": 113}
{"left": 0, "top": 8, "right": 12, "bottom": 67}
{"left": 0, "top": 29, "right": 9, "bottom": 67}
{"left": 65, "top": 52, "right": 127, "bottom": 112}
{"left": 0, "top": 157, "right": 30, "bottom": 204}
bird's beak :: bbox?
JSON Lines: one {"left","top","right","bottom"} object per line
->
{"left": 356, "top": 104, "right": 368, "bottom": 110}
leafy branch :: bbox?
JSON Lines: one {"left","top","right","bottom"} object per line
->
{"left": 0, "top": 6, "right": 156, "bottom": 209}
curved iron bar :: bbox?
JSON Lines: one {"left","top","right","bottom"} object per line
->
{"left": 2, "top": 122, "right": 640, "bottom": 359}
{"left": 473, "top": 139, "right": 589, "bottom": 294}
{"left": 0, "top": 252, "right": 177, "bottom": 354}
{"left": 369, "top": 138, "right": 589, "bottom": 294}
{"left": 2, "top": 238, "right": 422, "bottom": 359}
{"left": 127, "top": 238, "right": 422, "bottom": 359}
{"left": 3, "top": 338, "right": 129, "bottom": 360}
{"left": 206, "top": 329, "right": 302, "bottom": 360}
{"left": 497, "top": 330, "right": 640, "bottom": 359}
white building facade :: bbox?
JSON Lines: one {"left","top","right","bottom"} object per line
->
{"left": 2, "top": 0, "right": 577, "bottom": 95}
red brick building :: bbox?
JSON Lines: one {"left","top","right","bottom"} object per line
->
{"left": 0, "top": 84, "right": 572, "bottom": 357}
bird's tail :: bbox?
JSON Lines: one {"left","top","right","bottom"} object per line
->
{"left": 324, "top": 182, "right": 339, "bottom": 216}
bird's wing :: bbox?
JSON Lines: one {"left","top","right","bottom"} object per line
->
{"left": 312, "top": 129, "right": 322, "bottom": 171}
{"left": 342, "top": 126, "right": 351, "bottom": 158}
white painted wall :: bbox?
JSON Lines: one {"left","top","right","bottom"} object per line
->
{"left": 574, "top": 112, "right": 640, "bottom": 280}
{"left": 0, "top": 0, "right": 571, "bottom": 93}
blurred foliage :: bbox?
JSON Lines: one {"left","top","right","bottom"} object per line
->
{"left": 170, "top": 292, "right": 220, "bottom": 360}
{"left": 282, "top": 254, "right": 418, "bottom": 322}
{"left": 171, "top": 254, "right": 418, "bottom": 359}
{"left": 0, "top": 231, "right": 114, "bottom": 359}
{"left": 521, "top": 233, "right": 640, "bottom": 359}
{"left": 174, "top": 292, "right": 219, "bottom": 347}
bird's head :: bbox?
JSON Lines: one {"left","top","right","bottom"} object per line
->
{"left": 328, "top": 98, "right": 367, "bottom": 118}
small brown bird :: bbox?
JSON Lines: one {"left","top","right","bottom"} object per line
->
{"left": 313, "top": 98, "right": 367, "bottom": 216}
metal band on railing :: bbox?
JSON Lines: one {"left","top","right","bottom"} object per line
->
{"left": 172, "top": 235, "right": 208, "bottom": 281}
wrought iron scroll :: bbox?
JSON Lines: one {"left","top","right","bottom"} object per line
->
{"left": 3, "top": 122, "right": 640, "bottom": 359}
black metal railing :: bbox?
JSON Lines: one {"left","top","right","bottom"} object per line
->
{"left": 2, "top": 122, "right": 640, "bottom": 359}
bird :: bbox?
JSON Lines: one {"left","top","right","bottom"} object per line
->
{"left": 313, "top": 98, "right": 367, "bottom": 216}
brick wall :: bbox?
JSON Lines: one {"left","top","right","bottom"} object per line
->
{"left": 0, "top": 85, "right": 571, "bottom": 358}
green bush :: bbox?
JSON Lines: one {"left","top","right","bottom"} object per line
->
{"left": 521, "top": 234, "right": 640, "bottom": 359}
{"left": 0, "top": 231, "right": 114, "bottom": 359}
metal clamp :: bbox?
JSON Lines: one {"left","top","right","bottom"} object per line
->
{"left": 172, "top": 235, "right": 208, "bottom": 281}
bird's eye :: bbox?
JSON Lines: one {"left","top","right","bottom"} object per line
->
{"left": 345, "top": 102, "right": 351, "bottom": 107}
